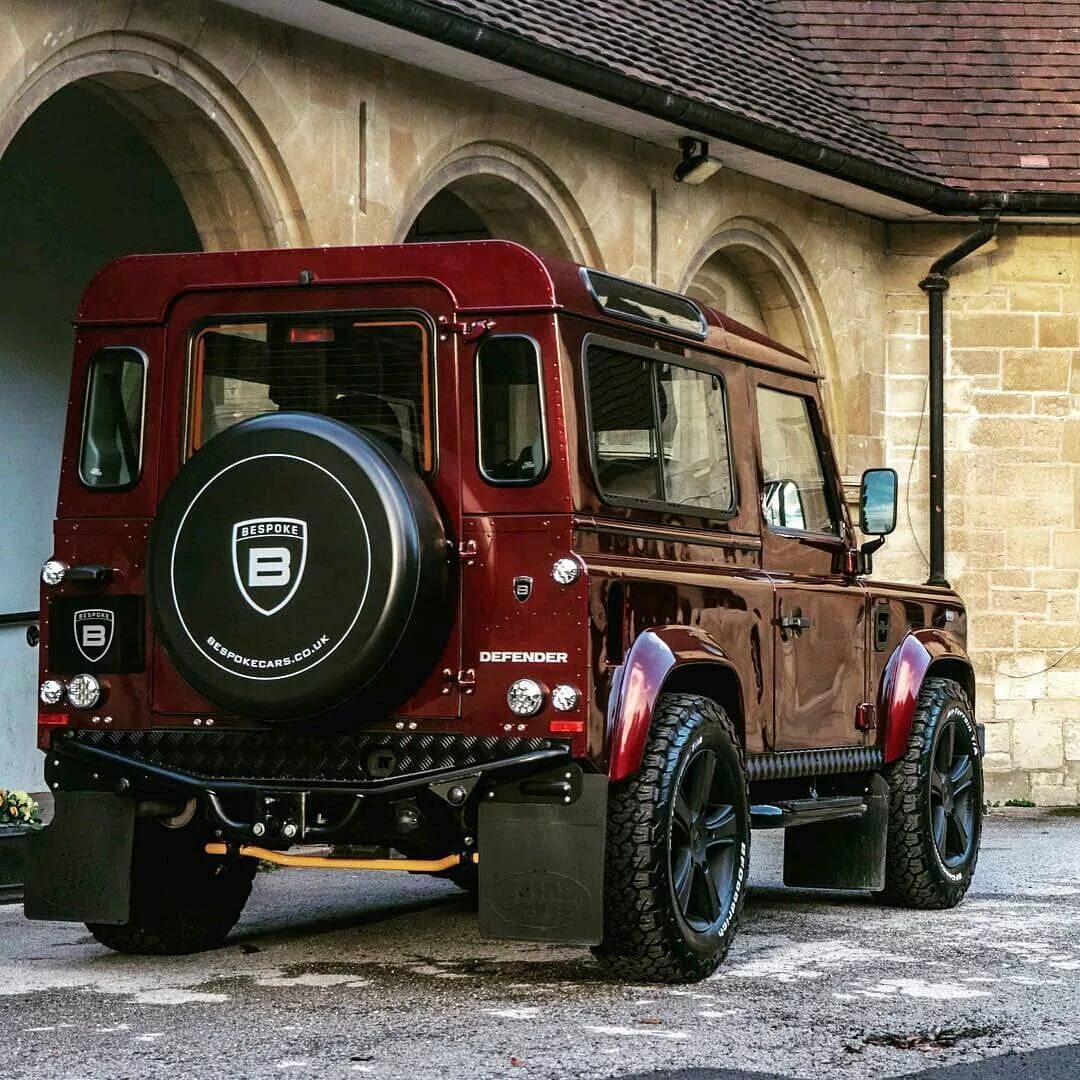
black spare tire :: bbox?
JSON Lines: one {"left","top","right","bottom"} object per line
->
{"left": 148, "top": 412, "right": 451, "bottom": 721}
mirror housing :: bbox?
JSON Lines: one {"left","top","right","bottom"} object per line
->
{"left": 859, "top": 468, "right": 898, "bottom": 537}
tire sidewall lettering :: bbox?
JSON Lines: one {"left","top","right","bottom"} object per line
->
{"left": 927, "top": 701, "right": 980, "bottom": 883}
{"left": 667, "top": 724, "right": 747, "bottom": 946}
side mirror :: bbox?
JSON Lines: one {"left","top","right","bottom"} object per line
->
{"left": 859, "top": 468, "right": 898, "bottom": 537}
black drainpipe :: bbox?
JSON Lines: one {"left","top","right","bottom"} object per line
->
{"left": 918, "top": 212, "right": 1000, "bottom": 587}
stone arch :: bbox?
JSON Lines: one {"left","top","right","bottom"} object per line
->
{"left": 396, "top": 142, "right": 602, "bottom": 266}
{"left": 679, "top": 218, "right": 845, "bottom": 451}
{"left": 0, "top": 32, "right": 310, "bottom": 250}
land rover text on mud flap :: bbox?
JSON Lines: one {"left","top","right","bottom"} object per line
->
{"left": 26, "top": 242, "right": 983, "bottom": 982}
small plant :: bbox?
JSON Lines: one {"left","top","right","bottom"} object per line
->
{"left": 0, "top": 789, "right": 42, "bottom": 826}
{"left": 1004, "top": 798, "right": 1036, "bottom": 808}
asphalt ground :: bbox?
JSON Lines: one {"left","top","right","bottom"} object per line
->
{"left": 0, "top": 809, "right": 1077, "bottom": 1080}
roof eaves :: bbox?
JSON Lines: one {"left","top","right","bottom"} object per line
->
{"left": 327, "top": 0, "right": 1080, "bottom": 218}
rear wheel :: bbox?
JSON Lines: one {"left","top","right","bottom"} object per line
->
{"left": 593, "top": 693, "right": 749, "bottom": 983}
{"left": 87, "top": 818, "right": 255, "bottom": 955}
{"left": 879, "top": 676, "right": 983, "bottom": 909}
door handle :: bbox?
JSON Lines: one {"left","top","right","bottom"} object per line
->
{"left": 778, "top": 611, "right": 812, "bottom": 639}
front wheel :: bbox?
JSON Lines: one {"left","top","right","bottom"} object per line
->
{"left": 87, "top": 817, "right": 255, "bottom": 955}
{"left": 592, "top": 693, "right": 750, "bottom": 983}
{"left": 879, "top": 676, "right": 983, "bottom": 909}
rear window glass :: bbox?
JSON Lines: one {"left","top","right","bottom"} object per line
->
{"left": 585, "top": 343, "right": 734, "bottom": 514}
{"left": 191, "top": 315, "right": 433, "bottom": 472}
{"left": 476, "top": 336, "right": 546, "bottom": 484}
{"left": 79, "top": 347, "right": 146, "bottom": 489}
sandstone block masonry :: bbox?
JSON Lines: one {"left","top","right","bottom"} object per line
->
{"left": 881, "top": 225, "right": 1080, "bottom": 804}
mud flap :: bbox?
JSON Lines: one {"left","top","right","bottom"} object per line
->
{"left": 24, "top": 791, "right": 134, "bottom": 924}
{"left": 478, "top": 773, "right": 607, "bottom": 945}
{"left": 783, "top": 774, "right": 888, "bottom": 891}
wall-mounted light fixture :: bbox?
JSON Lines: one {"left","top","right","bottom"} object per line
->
{"left": 673, "top": 136, "right": 722, "bottom": 185}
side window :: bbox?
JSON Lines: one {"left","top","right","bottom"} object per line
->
{"left": 755, "top": 387, "right": 837, "bottom": 535}
{"left": 586, "top": 346, "right": 661, "bottom": 501}
{"left": 585, "top": 343, "right": 734, "bottom": 514}
{"left": 476, "top": 336, "right": 546, "bottom": 484}
{"left": 79, "top": 348, "right": 146, "bottom": 489}
{"left": 657, "top": 363, "right": 733, "bottom": 511}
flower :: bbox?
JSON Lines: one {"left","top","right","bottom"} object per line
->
{"left": 0, "top": 789, "right": 41, "bottom": 826}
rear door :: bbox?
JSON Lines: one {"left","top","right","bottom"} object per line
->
{"left": 44, "top": 327, "right": 165, "bottom": 732}
{"left": 750, "top": 373, "right": 869, "bottom": 750}
{"left": 151, "top": 283, "right": 463, "bottom": 720}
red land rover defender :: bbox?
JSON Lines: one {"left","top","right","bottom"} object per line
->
{"left": 27, "top": 242, "right": 983, "bottom": 982}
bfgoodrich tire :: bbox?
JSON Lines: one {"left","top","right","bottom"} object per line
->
{"left": 87, "top": 818, "right": 255, "bottom": 955}
{"left": 879, "top": 676, "right": 983, "bottom": 909}
{"left": 593, "top": 693, "right": 750, "bottom": 983}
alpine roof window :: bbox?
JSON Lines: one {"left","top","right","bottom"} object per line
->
{"left": 79, "top": 347, "right": 147, "bottom": 490}
{"left": 582, "top": 269, "right": 708, "bottom": 339}
{"left": 190, "top": 315, "right": 433, "bottom": 473}
{"left": 476, "top": 335, "right": 547, "bottom": 485}
{"left": 585, "top": 341, "right": 734, "bottom": 515}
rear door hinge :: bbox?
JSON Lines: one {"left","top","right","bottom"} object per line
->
{"left": 449, "top": 318, "right": 496, "bottom": 341}
{"left": 458, "top": 539, "right": 478, "bottom": 565}
{"left": 456, "top": 668, "right": 476, "bottom": 694}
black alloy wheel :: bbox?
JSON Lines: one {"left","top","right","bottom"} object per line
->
{"left": 929, "top": 713, "right": 978, "bottom": 870}
{"left": 594, "top": 692, "right": 750, "bottom": 983}
{"left": 879, "top": 675, "right": 983, "bottom": 909}
{"left": 670, "top": 748, "right": 740, "bottom": 934}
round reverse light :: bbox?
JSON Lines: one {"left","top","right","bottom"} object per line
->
{"left": 41, "top": 559, "right": 67, "bottom": 586}
{"left": 67, "top": 674, "right": 101, "bottom": 710}
{"left": 507, "top": 678, "right": 544, "bottom": 717}
{"left": 39, "top": 679, "right": 64, "bottom": 706}
{"left": 551, "top": 557, "right": 581, "bottom": 586}
{"left": 551, "top": 684, "right": 580, "bottom": 712}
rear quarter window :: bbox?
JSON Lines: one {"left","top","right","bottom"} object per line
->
{"left": 476, "top": 335, "right": 547, "bottom": 485}
{"left": 79, "top": 347, "right": 147, "bottom": 490}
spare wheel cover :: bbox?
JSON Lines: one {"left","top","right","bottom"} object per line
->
{"left": 148, "top": 412, "right": 450, "bottom": 720}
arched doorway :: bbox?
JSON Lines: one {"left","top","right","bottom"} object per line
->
{"left": 404, "top": 173, "right": 575, "bottom": 259}
{"left": 0, "top": 84, "right": 201, "bottom": 787}
{"left": 398, "top": 144, "right": 600, "bottom": 266}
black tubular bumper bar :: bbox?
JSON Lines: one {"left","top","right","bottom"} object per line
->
{"left": 52, "top": 735, "right": 571, "bottom": 798}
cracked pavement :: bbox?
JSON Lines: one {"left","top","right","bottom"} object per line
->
{"left": 0, "top": 809, "right": 1077, "bottom": 1079}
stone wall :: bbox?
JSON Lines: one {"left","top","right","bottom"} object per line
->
{"left": 882, "top": 225, "right": 1080, "bottom": 804}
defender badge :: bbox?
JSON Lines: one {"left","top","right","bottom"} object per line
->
{"left": 231, "top": 517, "right": 309, "bottom": 616}
{"left": 74, "top": 609, "right": 114, "bottom": 664}
{"left": 513, "top": 576, "right": 533, "bottom": 603}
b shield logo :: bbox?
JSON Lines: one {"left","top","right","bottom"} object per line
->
{"left": 231, "top": 517, "right": 308, "bottom": 616}
{"left": 74, "top": 609, "right": 114, "bottom": 664}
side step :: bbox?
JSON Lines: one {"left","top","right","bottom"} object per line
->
{"left": 751, "top": 795, "right": 867, "bottom": 830}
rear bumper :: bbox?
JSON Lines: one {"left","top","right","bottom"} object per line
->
{"left": 46, "top": 728, "right": 572, "bottom": 843}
